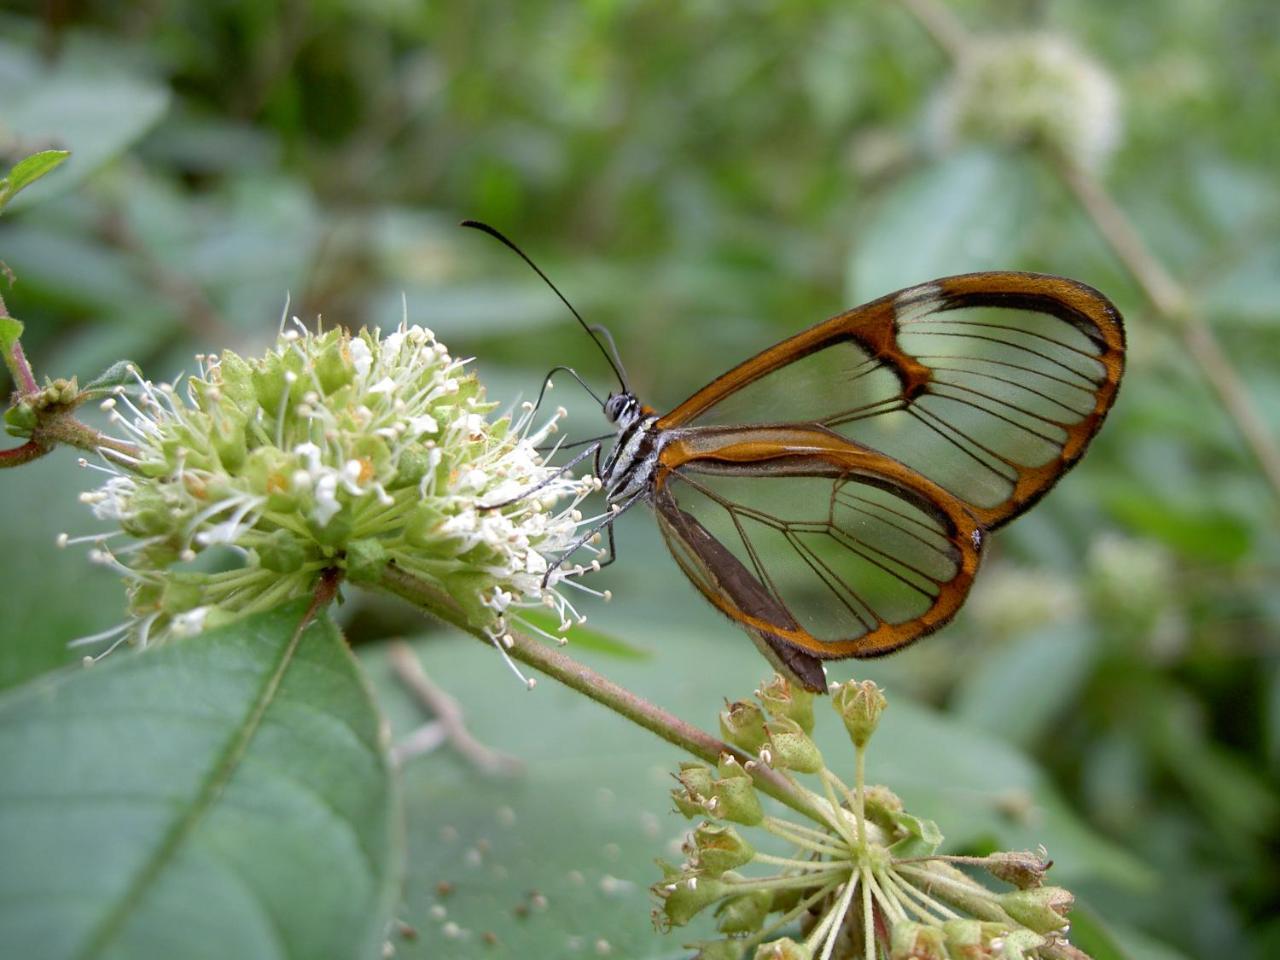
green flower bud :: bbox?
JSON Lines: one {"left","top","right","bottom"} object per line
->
{"left": 394, "top": 446, "right": 434, "bottom": 487}
{"left": 118, "top": 485, "right": 183, "bottom": 539}
{"left": 993, "top": 928, "right": 1046, "bottom": 960}
{"left": 201, "top": 605, "right": 238, "bottom": 631}
{"left": 212, "top": 349, "right": 256, "bottom": 410}
{"left": 768, "top": 885, "right": 803, "bottom": 914}
{"left": 863, "top": 785, "right": 904, "bottom": 825}
{"left": 41, "top": 377, "right": 79, "bottom": 406}
{"left": 982, "top": 850, "right": 1050, "bottom": 890}
{"left": 676, "top": 763, "right": 714, "bottom": 797}
{"left": 210, "top": 406, "right": 248, "bottom": 472}
{"left": 753, "top": 938, "right": 811, "bottom": 960}
{"left": 441, "top": 571, "right": 497, "bottom": 625}
{"left": 940, "top": 918, "right": 987, "bottom": 949}
{"left": 256, "top": 528, "right": 308, "bottom": 573}
{"left": 4, "top": 400, "right": 37, "bottom": 437}
{"left": 690, "top": 822, "right": 755, "bottom": 876}
{"left": 833, "top": 679, "right": 886, "bottom": 748}
{"left": 250, "top": 353, "right": 290, "bottom": 415}
{"left": 719, "top": 699, "right": 768, "bottom": 753}
{"left": 710, "top": 755, "right": 763, "bottom": 826}
{"left": 243, "top": 447, "right": 300, "bottom": 512}
{"left": 715, "top": 889, "right": 771, "bottom": 934}
{"left": 757, "top": 674, "right": 815, "bottom": 733}
{"left": 127, "top": 580, "right": 165, "bottom": 616}
{"left": 694, "top": 939, "right": 746, "bottom": 960}
{"left": 160, "top": 575, "right": 205, "bottom": 614}
{"left": 314, "top": 333, "right": 356, "bottom": 395}
{"left": 345, "top": 537, "right": 388, "bottom": 584}
{"left": 761, "top": 717, "right": 823, "bottom": 773}
{"left": 404, "top": 502, "right": 449, "bottom": 550}
{"left": 999, "top": 886, "right": 1073, "bottom": 934}
{"left": 308, "top": 510, "right": 352, "bottom": 548}
{"left": 655, "top": 872, "right": 729, "bottom": 927}
{"left": 889, "top": 921, "right": 947, "bottom": 959}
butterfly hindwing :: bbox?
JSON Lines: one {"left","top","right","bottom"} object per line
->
{"left": 652, "top": 426, "right": 983, "bottom": 688}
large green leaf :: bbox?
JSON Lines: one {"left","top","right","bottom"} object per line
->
{"left": 0, "top": 600, "right": 402, "bottom": 960}
{"left": 952, "top": 620, "right": 1098, "bottom": 748}
{"left": 0, "top": 452, "right": 120, "bottom": 691}
{"left": 0, "top": 40, "right": 168, "bottom": 210}
{"left": 846, "top": 148, "right": 1036, "bottom": 302}
{"left": 363, "top": 613, "right": 1149, "bottom": 958}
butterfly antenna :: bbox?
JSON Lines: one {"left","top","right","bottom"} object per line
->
{"left": 588, "top": 324, "right": 628, "bottom": 391}
{"left": 460, "top": 220, "right": 631, "bottom": 394}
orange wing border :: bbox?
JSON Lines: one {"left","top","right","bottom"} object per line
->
{"left": 653, "top": 425, "right": 984, "bottom": 661}
{"left": 657, "top": 272, "right": 1125, "bottom": 529}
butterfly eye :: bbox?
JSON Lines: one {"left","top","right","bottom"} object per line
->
{"left": 605, "top": 394, "right": 633, "bottom": 423}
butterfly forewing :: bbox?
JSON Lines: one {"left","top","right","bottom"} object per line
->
{"left": 658, "top": 273, "right": 1124, "bottom": 528}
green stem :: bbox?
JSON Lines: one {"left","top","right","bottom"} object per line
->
{"left": 754, "top": 851, "right": 847, "bottom": 871}
{"left": 375, "top": 562, "right": 831, "bottom": 824}
{"left": 861, "top": 863, "right": 876, "bottom": 960}
{"left": 748, "top": 879, "right": 841, "bottom": 949}
{"left": 854, "top": 741, "right": 868, "bottom": 850}
{"left": 882, "top": 865, "right": 958, "bottom": 922}
{"left": 0, "top": 439, "right": 49, "bottom": 468}
{"left": 894, "top": 862, "right": 1010, "bottom": 922}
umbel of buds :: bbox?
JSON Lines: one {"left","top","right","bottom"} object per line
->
{"left": 653, "top": 676, "right": 1086, "bottom": 960}
{"left": 930, "top": 31, "right": 1122, "bottom": 171}
{"left": 65, "top": 320, "right": 598, "bottom": 670}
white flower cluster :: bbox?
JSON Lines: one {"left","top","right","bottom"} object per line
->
{"left": 930, "top": 31, "right": 1122, "bottom": 171}
{"left": 65, "top": 319, "right": 601, "bottom": 680}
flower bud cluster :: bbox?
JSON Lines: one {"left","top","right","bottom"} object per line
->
{"left": 931, "top": 31, "right": 1122, "bottom": 171}
{"left": 653, "top": 676, "right": 1086, "bottom": 959}
{"left": 67, "top": 321, "right": 597, "bottom": 660}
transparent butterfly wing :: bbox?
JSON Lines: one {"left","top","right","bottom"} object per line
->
{"left": 651, "top": 429, "right": 984, "bottom": 686}
{"left": 658, "top": 273, "right": 1125, "bottom": 528}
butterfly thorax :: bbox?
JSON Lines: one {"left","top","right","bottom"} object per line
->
{"left": 601, "top": 393, "right": 662, "bottom": 502}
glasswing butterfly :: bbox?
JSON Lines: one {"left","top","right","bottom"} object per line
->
{"left": 464, "top": 222, "right": 1125, "bottom": 692}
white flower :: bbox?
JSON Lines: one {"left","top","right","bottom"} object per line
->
{"left": 930, "top": 31, "right": 1122, "bottom": 170}
{"left": 70, "top": 321, "right": 600, "bottom": 667}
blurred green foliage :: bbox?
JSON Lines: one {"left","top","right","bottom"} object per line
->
{"left": 1, "top": 2, "right": 1277, "bottom": 958}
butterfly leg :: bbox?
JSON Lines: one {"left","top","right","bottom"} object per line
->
{"left": 539, "top": 489, "right": 645, "bottom": 589}
{"left": 527, "top": 365, "right": 604, "bottom": 422}
{"left": 479, "top": 440, "right": 601, "bottom": 510}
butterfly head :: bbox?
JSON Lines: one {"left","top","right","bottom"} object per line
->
{"left": 604, "top": 392, "right": 644, "bottom": 431}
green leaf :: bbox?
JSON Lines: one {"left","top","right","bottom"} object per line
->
{"left": 952, "top": 620, "right": 1097, "bottom": 748}
{"left": 362, "top": 619, "right": 1149, "bottom": 957}
{"left": 0, "top": 600, "right": 403, "bottom": 960}
{"left": 1, "top": 57, "right": 168, "bottom": 211}
{"left": 81, "top": 360, "right": 140, "bottom": 396}
{"left": 1104, "top": 490, "right": 1252, "bottom": 563}
{"left": 1070, "top": 902, "right": 1192, "bottom": 960}
{"left": 0, "top": 150, "right": 70, "bottom": 211}
{"left": 846, "top": 148, "right": 1036, "bottom": 302}
{"left": 518, "top": 607, "right": 650, "bottom": 660}
{"left": 0, "top": 456, "right": 120, "bottom": 690}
